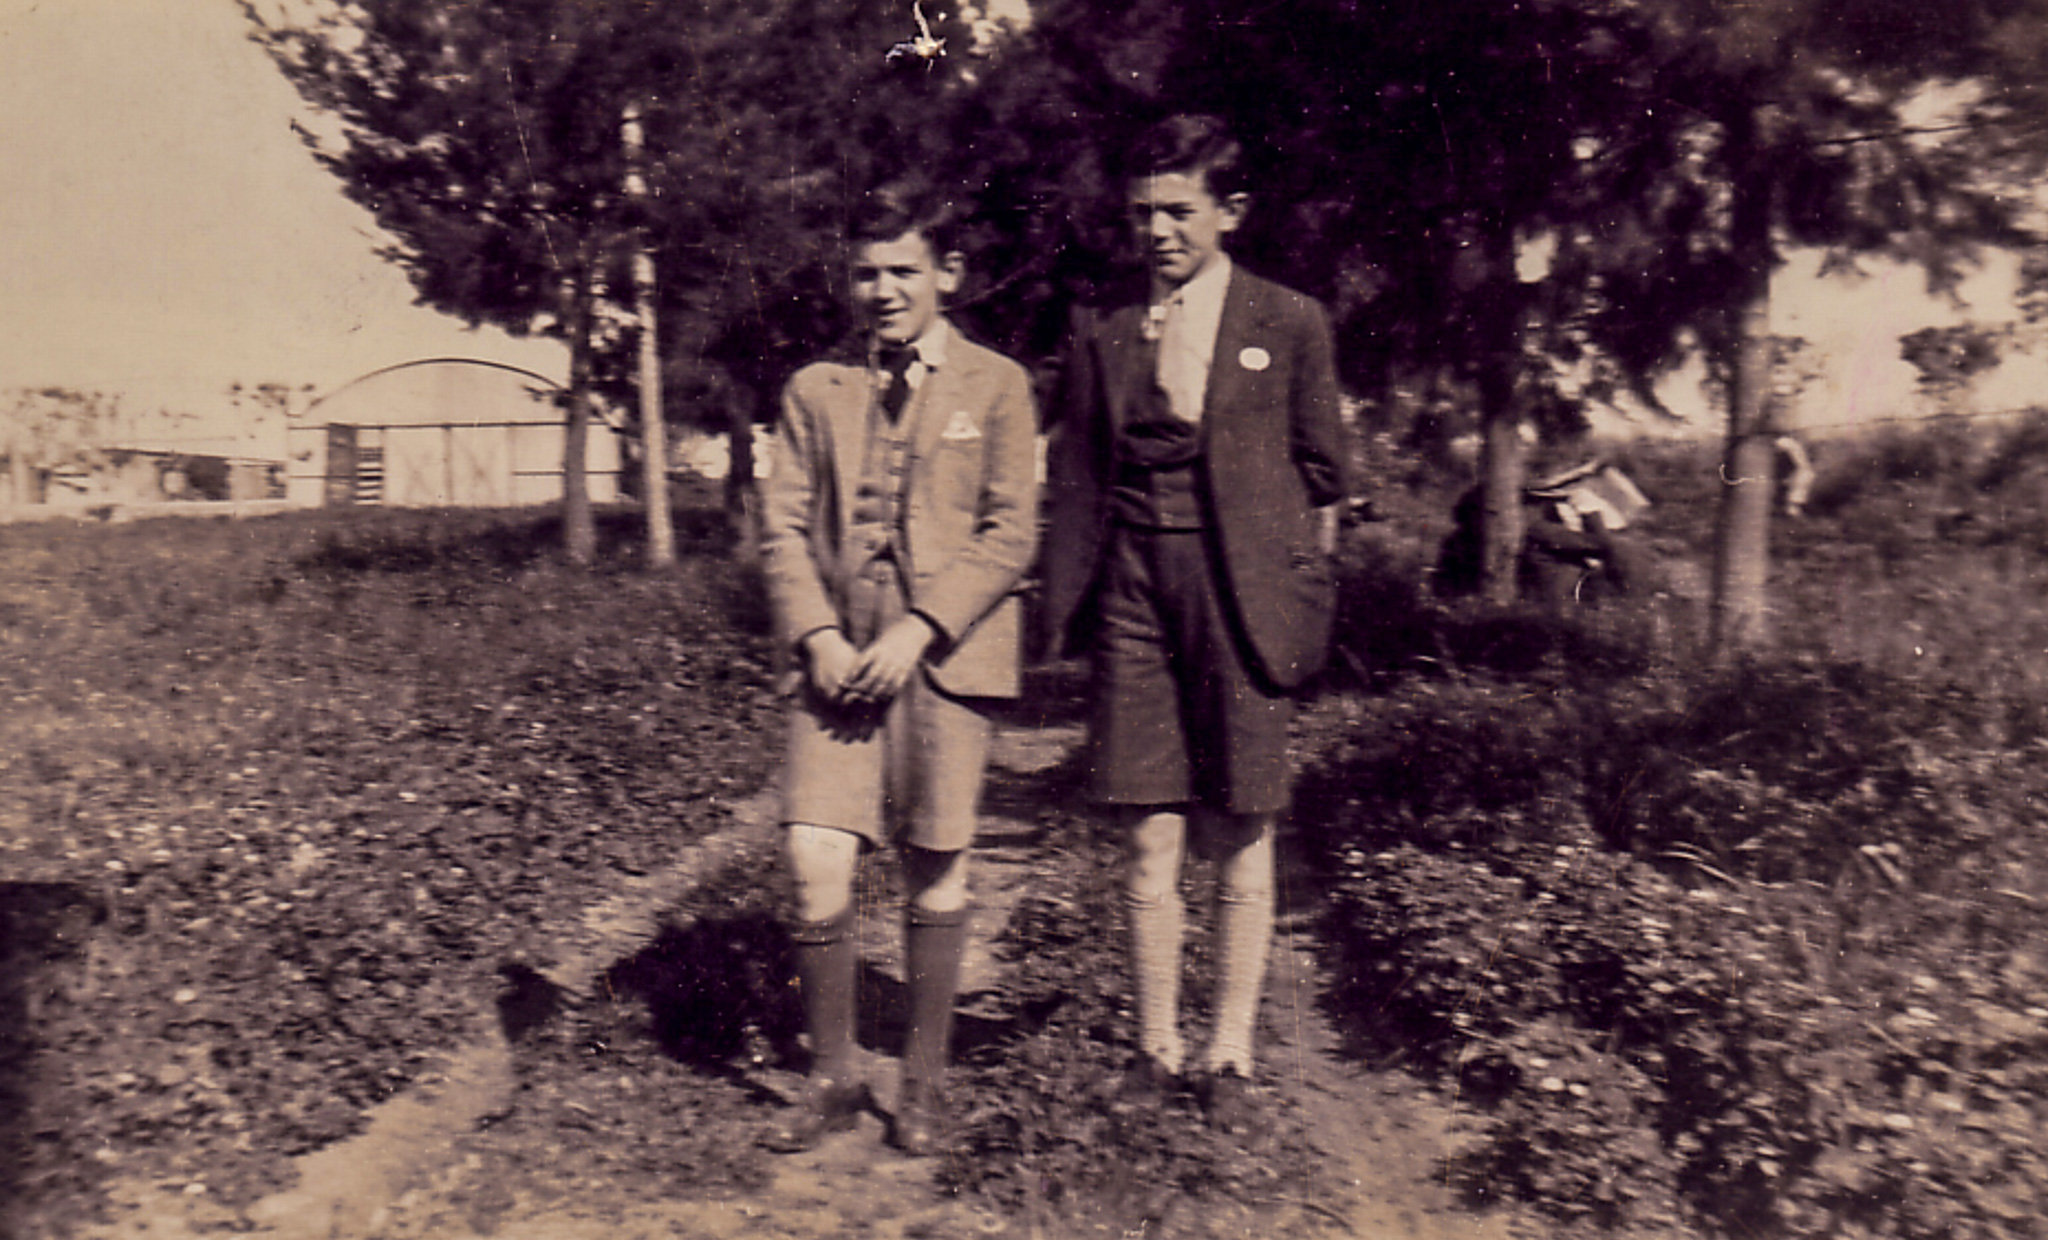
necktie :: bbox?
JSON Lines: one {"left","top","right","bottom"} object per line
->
{"left": 878, "top": 345, "right": 916, "bottom": 422}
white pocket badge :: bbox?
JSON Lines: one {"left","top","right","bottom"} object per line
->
{"left": 940, "top": 410, "right": 982, "bottom": 441}
{"left": 1239, "top": 346, "right": 1272, "bottom": 372}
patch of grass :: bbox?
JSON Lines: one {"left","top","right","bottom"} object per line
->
{"left": 0, "top": 505, "right": 777, "bottom": 1232}
{"left": 940, "top": 812, "right": 1336, "bottom": 1239}
{"left": 17, "top": 410, "right": 2048, "bottom": 1238}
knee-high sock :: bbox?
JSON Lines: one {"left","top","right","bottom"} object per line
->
{"left": 790, "top": 906, "right": 858, "bottom": 1081}
{"left": 902, "top": 904, "right": 969, "bottom": 1094}
{"left": 1125, "top": 812, "right": 1188, "bottom": 1074}
{"left": 1208, "top": 829, "right": 1275, "bottom": 1076}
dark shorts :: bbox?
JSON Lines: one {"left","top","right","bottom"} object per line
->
{"left": 1089, "top": 524, "right": 1294, "bottom": 815}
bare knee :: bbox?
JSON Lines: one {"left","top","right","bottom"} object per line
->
{"left": 1213, "top": 815, "right": 1275, "bottom": 905}
{"left": 1124, "top": 809, "right": 1187, "bottom": 905}
{"left": 903, "top": 845, "right": 971, "bottom": 915}
{"left": 785, "top": 823, "right": 861, "bottom": 923}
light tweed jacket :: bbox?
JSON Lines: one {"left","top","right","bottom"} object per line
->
{"left": 760, "top": 320, "right": 1039, "bottom": 699}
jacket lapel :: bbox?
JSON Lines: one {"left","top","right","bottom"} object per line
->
{"left": 823, "top": 360, "right": 873, "bottom": 541}
{"left": 1092, "top": 303, "right": 1151, "bottom": 436}
{"left": 911, "top": 339, "right": 974, "bottom": 467}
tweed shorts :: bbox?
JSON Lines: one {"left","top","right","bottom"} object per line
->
{"left": 1088, "top": 524, "right": 1295, "bottom": 815}
{"left": 780, "top": 557, "right": 992, "bottom": 851}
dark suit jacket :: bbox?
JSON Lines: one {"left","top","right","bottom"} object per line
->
{"left": 1039, "top": 265, "right": 1349, "bottom": 690}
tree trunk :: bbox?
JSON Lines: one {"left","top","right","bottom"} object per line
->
{"left": 1479, "top": 407, "right": 1528, "bottom": 607}
{"left": 562, "top": 252, "right": 597, "bottom": 568}
{"left": 725, "top": 396, "right": 760, "bottom": 559}
{"left": 1709, "top": 110, "right": 1776, "bottom": 660}
{"left": 633, "top": 251, "right": 674, "bottom": 569}
{"left": 624, "top": 102, "right": 675, "bottom": 570}
{"left": 6, "top": 426, "right": 31, "bottom": 505}
{"left": 1476, "top": 220, "right": 1528, "bottom": 606}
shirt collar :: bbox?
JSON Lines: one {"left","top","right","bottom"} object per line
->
{"left": 1163, "top": 254, "right": 1231, "bottom": 319}
{"left": 890, "top": 316, "right": 952, "bottom": 372}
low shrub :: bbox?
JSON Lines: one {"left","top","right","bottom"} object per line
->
{"left": 0, "top": 508, "right": 782, "bottom": 1227}
{"left": 1589, "top": 659, "right": 2026, "bottom": 883}
{"left": 1312, "top": 649, "right": 2048, "bottom": 1237}
{"left": 1325, "top": 836, "right": 2048, "bottom": 1237}
{"left": 1312, "top": 475, "right": 2048, "bottom": 1235}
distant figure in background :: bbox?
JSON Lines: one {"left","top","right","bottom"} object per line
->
{"left": 1520, "top": 459, "right": 1650, "bottom": 608}
{"left": 1431, "top": 485, "right": 1489, "bottom": 598}
{"left": 1433, "top": 458, "right": 1651, "bottom": 609}
{"left": 1774, "top": 434, "right": 1814, "bottom": 518}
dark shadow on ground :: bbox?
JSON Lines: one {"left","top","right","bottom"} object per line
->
{"left": 0, "top": 883, "right": 103, "bottom": 1232}
{"left": 851, "top": 962, "right": 1034, "bottom": 1068}
{"left": 599, "top": 911, "right": 1057, "bottom": 1090}
{"left": 495, "top": 964, "right": 565, "bottom": 1044}
{"left": 605, "top": 912, "right": 801, "bottom": 1079}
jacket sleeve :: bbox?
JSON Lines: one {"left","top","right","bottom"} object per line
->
{"left": 1037, "top": 305, "right": 1114, "bottom": 661}
{"left": 912, "top": 359, "right": 1041, "bottom": 645}
{"left": 1289, "top": 297, "right": 1350, "bottom": 509}
{"left": 757, "top": 371, "right": 842, "bottom": 652}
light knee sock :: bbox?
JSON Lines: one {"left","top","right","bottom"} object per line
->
{"left": 1124, "top": 812, "right": 1188, "bottom": 1073}
{"left": 1208, "top": 839, "right": 1274, "bottom": 1077}
{"left": 1124, "top": 883, "right": 1186, "bottom": 1073}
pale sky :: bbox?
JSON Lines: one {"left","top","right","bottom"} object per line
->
{"left": 0, "top": 0, "right": 563, "bottom": 452}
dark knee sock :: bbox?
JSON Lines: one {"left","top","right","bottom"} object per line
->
{"left": 902, "top": 905, "right": 969, "bottom": 1091}
{"left": 790, "top": 906, "right": 858, "bottom": 1080}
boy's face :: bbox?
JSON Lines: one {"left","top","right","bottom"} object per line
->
{"left": 851, "top": 230, "right": 961, "bottom": 347}
{"left": 1127, "top": 171, "right": 1244, "bottom": 292}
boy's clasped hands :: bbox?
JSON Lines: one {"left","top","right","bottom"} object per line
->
{"left": 804, "top": 614, "right": 939, "bottom": 707}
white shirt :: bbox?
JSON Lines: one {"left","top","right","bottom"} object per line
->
{"left": 1152, "top": 256, "right": 1231, "bottom": 425}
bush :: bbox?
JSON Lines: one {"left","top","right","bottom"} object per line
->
{"left": 0, "top": 508, "right": 783, "bottom": 1227}
{"left": 1588, "top": 660, "right": 2025, "bottom": 883}
{"left": 1321, "top": 798, "right": 2048, "bottom": 1235}
{"left": 1310, "top": 556, "right": 2048, "bottom": 1236}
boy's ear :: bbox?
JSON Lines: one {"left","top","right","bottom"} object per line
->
{"left": 1219, "top": 192, "right": 1249, "bottom": 234}
{"left": 936, "top": 250, "right": 965, "bottom": 296}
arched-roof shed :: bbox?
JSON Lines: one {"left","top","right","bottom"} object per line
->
{"left": 286, "top": 358, "right": 621, "bottom": 508}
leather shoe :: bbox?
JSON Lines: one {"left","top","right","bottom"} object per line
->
{"left": 1120, "top": 1054, "right": 1185, "bottom": 1106}
{"left": 889, "top": 1080, "right": 945, "bottom": 1156}
{"left": 1201, "top": 1067, "right": 1256, "bottom": 1134}
{"left": 763, "top": 1078, "right": 866, "bottom": 1152}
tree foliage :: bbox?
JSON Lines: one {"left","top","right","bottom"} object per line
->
{"left": 2, "top": 388, "right": 126, "bottom": 504}
{"left": 246, "top": 0, "right": 654, "bottom": 559}
{"left": 250, "top": 0, "right": 2048, "bottom": 616}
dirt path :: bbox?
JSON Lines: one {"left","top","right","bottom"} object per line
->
{"left": 79, "top": 719, "right": 1537, "bottom": 1240}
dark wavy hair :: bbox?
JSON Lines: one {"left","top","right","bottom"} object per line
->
{"left": 1124, "top": 114, "right": 1249, "bottom": 200}
{"left": 848, "top": 179, "right": 963, "bottom": 256}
